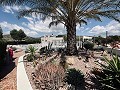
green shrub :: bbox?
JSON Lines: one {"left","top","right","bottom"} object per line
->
{"left": 83, "top": 42, "right": 94, "bottom": 50}
{"left": 0, "top": 40, "right": 7, "bottom": 66}
{"left": 93, "top": 55, "right": 120, "bottom": 90}
{"left": 64, "top": 68, "right": 84, "bottom": 89}
{"left": 39, "top": 43, "right": 53, "bottom": 56}
{"left": 26, "top": 54, "right": 35, "bottom": 62}
{"left": 39, "top": 46, "right": 46, "bottom": 54}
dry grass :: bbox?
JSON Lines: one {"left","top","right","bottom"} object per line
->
{"left": 32, "top": 63, "right": 65, "bottom": 90}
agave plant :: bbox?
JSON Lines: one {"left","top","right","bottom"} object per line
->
{"left": 93, "top": 55, "right": 120, "bottom": 90}
{"left": 26, "top": 45, "right": 38, "bottom": 62}
{"left": 26, "top": 45, "right": 38, "bottom": 55}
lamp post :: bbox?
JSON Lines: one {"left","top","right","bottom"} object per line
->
{"left": 106, "top": 31, "right": 108, "bottom": 46}
{"left": 93, "top": 35, "right": 95, "bottom": 44}
{"left": 79, "top": 35, "right": 80, "bottom": 48}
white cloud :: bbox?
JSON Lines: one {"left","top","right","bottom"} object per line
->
{"left": 89, "top": 20, "right": 120, "bottom": 35}
{"left": 23, "top": 17, "right": 66, "bottom": 34}
{"left": 0, "top": 21, "right": 38, "bottom": 37}
{"left": 3, "top": 6, "right": 14, "bottom": 14}
{"left": 2, "top": 5, "right": 30, "bottom": 14}
{"left": 0, "top": 21, "right": 23, "bottom": 30}
{"left": 2, "top": 5, "right": 66, "bottom": 35}
{"left": 26, "top": 31, "right": 39, "bottom": 36}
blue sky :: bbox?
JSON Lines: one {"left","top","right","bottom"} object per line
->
{"left": 0, "top": 6, "right": 120, "bottom": 37}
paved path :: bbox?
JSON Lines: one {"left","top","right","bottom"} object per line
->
{"left": 0, "top": 51, "right": 24, "bottom": 90}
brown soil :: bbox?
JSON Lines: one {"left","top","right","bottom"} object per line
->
{"left": 0, "top": 51, "right": 24, "bottom": 90}
{"left": 68, "top": 51, "right": 112, "bottom": 89}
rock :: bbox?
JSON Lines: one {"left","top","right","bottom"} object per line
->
{"left": 85, "top": 63, "right": 90, "bottom": 68}
{"left": 66, "top": 56, "right": 75, "bottom": 65}
{"left": 35, "top": 53, "right": 40, "bottom": 58}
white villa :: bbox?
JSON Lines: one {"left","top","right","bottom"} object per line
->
{"left": 41, "top": 35, "right": 64, "bottom": 48}
{"left": 41, "top": 35, "right": 93, "bottom": 49}
{"left": 79, "top": 36, "right": 93, "bottom": 42}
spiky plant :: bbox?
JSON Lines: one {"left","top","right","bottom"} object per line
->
{"left": 27, "top": 45, "right": 37, "bottom": 55}
{"left": 26, "top": 45, "right": 38, "bottom": 62}
{"left": 93, "top": 55, "right": 120, "bottom": 90}
{"left": 0, "top": 0, "right": 120, "bottom": 55}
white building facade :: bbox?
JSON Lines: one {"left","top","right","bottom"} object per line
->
{"left": 79, "top": 36, "right": 92, "bottom": 42}
{"left": 41, "top": 35, "right": 64, "bottom": 48}
{"left": 41, "top": 35, "right": 93, "bottom": 49}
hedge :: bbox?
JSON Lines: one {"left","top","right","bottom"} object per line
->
{"left": 83, "top": 41, "right": 94, "bottom": 50}
{"left": 0, "top": 40, "right": 7, "bottom": 66}
{"left": 7, "top": 40, "right": 41, "bottom": 45}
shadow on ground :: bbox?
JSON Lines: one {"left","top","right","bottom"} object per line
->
{"left": 85, "top": 73, "right": 100, "bottom": 90}
{"left": 0, "top": 58, "right": 17, "bottom": 80}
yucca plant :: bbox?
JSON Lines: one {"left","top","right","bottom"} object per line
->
{"left": 26, "top": 45, "right": 38, "bottom": 55}
{"left": 46, "top": 42, "right": 53, "bottom": 56}
{"left": 93, "top": 55, "right": 120, "bottom": 90}
{"left": 26, "top": 45, "right": 38, "bottom": 62}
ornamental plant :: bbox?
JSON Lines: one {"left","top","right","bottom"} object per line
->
{"left": 92, "top": 55, "right": 120, "bottom": 90}
{"left": 26, "top": 45, "right": 38, "bottom": 62}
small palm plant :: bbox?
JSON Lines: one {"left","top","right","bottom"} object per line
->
{"left": 26, "top": 45, "right": 38, "bottom": 62}
{"left": 93, "top": 55, "right": 120, "bottom": 90}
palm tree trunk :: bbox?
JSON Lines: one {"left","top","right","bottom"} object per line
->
{"left": 66, "top": 23, "right": 77, "bottom": 55}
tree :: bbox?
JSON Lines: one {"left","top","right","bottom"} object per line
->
{"left": 0, "top": 25, "right": 3, "bottom": 39}
{"left": 94, "top": 36, "right": 104, "bottom": 45}
{"left": 10, "top": 29, "right": 26, "bottom": 41}
{"left": 10, "top": 29, "right": 19, "bottom": 40}
{"left": 63, "top": 35, "right": 67, "bottom": 42}
{"left": 109, "top": 35, "right": 120, "bottom": 42}
{"left": 83, "top": 41, "right": 94, "bottom": 51}
{"left": 17, "top": 29, "right": 26, "bottom": 40}
{"left": 1, "top": 0, "right": 120, "bottom": 55}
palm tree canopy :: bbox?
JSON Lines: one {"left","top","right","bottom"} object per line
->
{"left": 1, "top": 0, "right": 120, "bottom": 55}
{"left": 0, "top": 0, "right": 120, "bottom": 27}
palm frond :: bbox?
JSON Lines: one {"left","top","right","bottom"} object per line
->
{"left": 0, "top": 0, "right": 27, "bottom": 5}
{"left": 49, "top": 20, "right": 62, "bottom": 28}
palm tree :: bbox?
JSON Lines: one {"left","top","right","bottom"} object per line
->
{"left": 1, "top": 0, "right": 120, "bottom": 55}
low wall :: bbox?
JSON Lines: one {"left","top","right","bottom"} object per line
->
{"left": 103, "top": 47, "right": 120, "bottom": 56}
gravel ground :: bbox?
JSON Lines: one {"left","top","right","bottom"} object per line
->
{"left": 67, "top": 51, "right": 112, "bottom": 89}
{"left": 0, "top": 51, "right": 24, "bottom": 90}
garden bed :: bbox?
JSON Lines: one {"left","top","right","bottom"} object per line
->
{"left": 23, "top": 53, "right": 61, "bottom": 90}
{"left": 22, "top": 50, "right": 112, "bottom": 90}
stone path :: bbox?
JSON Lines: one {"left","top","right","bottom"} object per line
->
{"left": 0, "top": 51, "right": 24, "bottom": 90}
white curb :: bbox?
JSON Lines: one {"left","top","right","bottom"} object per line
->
{"left": 17, "top": 55, "right": 33, "bottom": 90}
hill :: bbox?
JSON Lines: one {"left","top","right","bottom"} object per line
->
{"left": 3, "top": 34, "right": 13, "bottom": 41}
